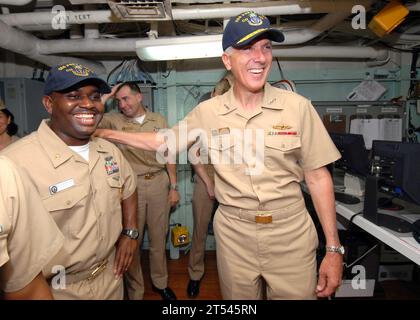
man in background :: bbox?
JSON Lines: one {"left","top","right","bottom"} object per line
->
{"left": 101, "top": 82, "right": 179, "bottom": 300}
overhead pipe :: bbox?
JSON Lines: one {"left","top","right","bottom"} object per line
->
{"left": 0, "top": 20, "right": 106, "bottom": 74}
{"left": 0, "top": 0, "right": 371, "bottom": 30}
{"left": 281, "top": 11, "right": 350, "bottom": 45}
{"left": 171, "top": 0, "right": 372, "bottom": 20}
{"left": 38, "top": 38, "right": 136, "bottom": 54}
{"left": 272, "top": 46, "right": 389, "bottom": 60}
{"left": 0, "top": 0, "right": 31, "bottom": 5}
{"left": 38, "top": 7, "right": 355, "bottom": 55}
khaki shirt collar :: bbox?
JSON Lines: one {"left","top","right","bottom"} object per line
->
{"left": 122, "top": 108, "right": 156, "bottom": 124}
{"left": 37, "top": 120, "right": 112, "bottom": 168}
{"left": 216, "top": 83, "right": 283, "bottom": 116}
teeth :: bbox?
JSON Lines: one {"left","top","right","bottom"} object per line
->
{"left": 74, "top": 114, "right": 94, "bottom": 119}
{"left": 249, "top": 68, "right": 263, "bottom": 74}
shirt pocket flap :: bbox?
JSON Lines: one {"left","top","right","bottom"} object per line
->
{"left": 265, "top": 137, "right": 301, "bottom": 152}
{"left": 107, "top": 176, "right": 123, "bottom": 188}
{"left": 208, "top": 139, "right": 236, "bottom": 151}
{"left": 42, "top": 184, "right": 89, "bottom": 212}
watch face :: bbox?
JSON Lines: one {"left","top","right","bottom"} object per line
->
{"left": 123, "top": 229, "right": 139, "bottom": 240}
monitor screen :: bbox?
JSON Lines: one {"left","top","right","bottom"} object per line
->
{"left": 329, "top": 133, "right": 370, "bottom": 176}
{"left": 371, "top": 140, "right": 420, "bottom": 206}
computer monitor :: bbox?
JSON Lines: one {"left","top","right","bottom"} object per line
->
{"left": 329, "top": 133, "right": 370, "bottom": 204}
{"left": 363, "top": 141, "right": 420, "bottom": 233}
{"left": 329, "top": 133, "right": 370, "bottom": 176}
{"left": 371, "top": 141, "right": 420, "bottom": 205}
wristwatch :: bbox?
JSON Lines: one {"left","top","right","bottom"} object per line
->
{"left": 169, "top": 184, "right": 178, "bottom": 191}
{"left": 326, "top": 245, "right": 345, "bottom": 255}
{"left": 121, "top": 228, "right": 139, "bottom": 240}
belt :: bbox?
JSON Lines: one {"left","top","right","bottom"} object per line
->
{"left": 62, "top": 259, "right": 108, "bottom": 285}
{"left": 140, "top": 170, "right": 164, "bottom": 180}
{"left": 219, "top": 199, "right": 306, "bottom": 224}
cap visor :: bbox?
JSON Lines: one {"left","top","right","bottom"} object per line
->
{"left": 233, "top": 28, "right": 284, "bottom": 48}
{"left": 55, "top": 78, "right": 111, "bottom": 95}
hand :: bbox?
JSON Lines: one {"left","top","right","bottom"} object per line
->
{"left": 93, "top": 128, "right": 110, "bottom": 138}
{"left": 205, "top": 181, "right": 216, "bottom": 200}
{"left": 101, "top": 83, "right": 122, "bottom": 104}
{"left": 168, "top": 189, "right": 180, "bottom": 208}
{"left": 113, "top": 235, "right": 138, "bottom": 278}
{"left": 316, "top": 252, "right": 343, "bottom": 298}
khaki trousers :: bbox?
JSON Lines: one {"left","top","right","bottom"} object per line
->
{"left": 124, "top": 172, "right": 170, "bottom": 299}
{"left": 51, "top": 249, "right": 123, "bottom": 300}
{"left": 214, "top": 199, "right": 318, "bottom": 300}
{"left": 188, "top": 176, "right": 216, "bottom": 280}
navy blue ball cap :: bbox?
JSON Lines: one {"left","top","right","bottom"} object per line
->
{"left": 222, "top": 11, "right": 284, "bottom": 51}
{"left": 44, "top": 63, "right": 111, "bottom": 96}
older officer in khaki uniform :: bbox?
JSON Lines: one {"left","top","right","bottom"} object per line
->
{"left": 187, "top": 75, "right": 233, "bottom": 298}
{"left": 0, "top": 156, "right": 64, "bottom": 299}
{"left": 2, "top": 63, "right": 138, "bottom": 300}
{"left": 100, "top": 82, "right": 179, "bottom": 300}
{"left": 96, "top": 11, "right": 344, "bottom": 300}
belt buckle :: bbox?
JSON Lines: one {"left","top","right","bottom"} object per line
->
{"left": 144, "top": 173, "right": 153, "bottom": 180}
{"left": 87, "top": 260, "right": 108, "bottom": 281}
{"left": 255, "top": 215, "right": 272, "bottom": 224}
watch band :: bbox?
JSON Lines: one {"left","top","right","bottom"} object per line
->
{"left": 169, "top": 184, "right": 178, "bottom": 191}
{"left": 121, "top": 228, "right": 139, "bottom": 240}
{"left": 326, "top": 245, "right": 345, "bottom": 255}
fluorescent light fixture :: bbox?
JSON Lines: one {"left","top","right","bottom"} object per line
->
{"left": 136, "top": 34, "right": 223, "bottom": 61}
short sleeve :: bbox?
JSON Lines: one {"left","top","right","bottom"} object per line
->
{"left": 115, "top": 149, "right": 137, "bottom": 200}
{"left": 98, "top": 113, "right": 115, "bottom": 129}
{"left": 170, "top": 106, "right": 205, "bottom": 154}
{"left": 299, "top": 100, "right": 341, "bottom": 171}
{"left": 0, "top": 157, "right": 64, "bottom": 293}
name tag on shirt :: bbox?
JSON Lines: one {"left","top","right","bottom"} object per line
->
{"left": 49, "top": 179, "right": 75, "bottom": 195}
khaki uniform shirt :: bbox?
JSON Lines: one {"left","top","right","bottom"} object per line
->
{"left": 173, "top": 83, "right": 340, "bottom": 210}
{"left": 100, "top": 111, "right": 168, "bottom": 175}
{"left": 2, "top": 120, "right": 136, "bottom": 277}
{"left": 0, "top": 156, "right": 64, "bottom": 292}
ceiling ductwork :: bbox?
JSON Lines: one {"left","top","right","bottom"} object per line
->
{"left": 0, "top": 0, "right": 419, "bottom": 67}
{"left": 0, "top": 0, "right": 31, "bottom": 5}
{"left": 107, "top": 0, "right": 172, "bottom": 20}
{"left": 0, "top": 19, "right": 106, "bottom": 74}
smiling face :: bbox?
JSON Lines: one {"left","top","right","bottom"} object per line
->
{"left": 222, "top": 38, "right": 273, "bottom": 94}
{"left": 42, "top": 84, "right": 104, "bottom": 146}
{"left": 0, "top": 110, "right": 11, "bottom": 135}
{"left": 115, "top": 85, "right": 144, "bottom": 118}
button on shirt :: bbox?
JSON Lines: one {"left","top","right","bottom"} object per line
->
{"left": 2, "top": 120, "right": 136, "bottom": 277}
{"left": 172, "top": 83, "right": 341, "bottom": 210}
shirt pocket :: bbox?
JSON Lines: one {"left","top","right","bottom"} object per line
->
{"left": 42, "top": 184, "right": 89, "bottom": 237}
{"left": 208, "top": 138, "right": 241, "bottom": 171}
{"left": 106, "top": 175, "right": 124, "bottom": 203}
{"left": 264, "top": 136, "right": 302, "bottom": 169}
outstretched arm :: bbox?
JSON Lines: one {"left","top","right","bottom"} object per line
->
{"left": 95, "top": 129, "right": 164, "bottom": 152}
